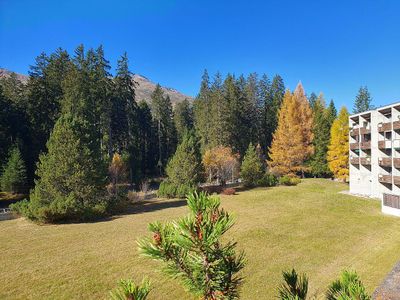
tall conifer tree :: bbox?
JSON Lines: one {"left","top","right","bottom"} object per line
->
{"left": 353, "top": 86, "right": 373, "bottom": 113}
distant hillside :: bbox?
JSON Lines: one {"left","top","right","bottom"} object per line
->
{"left": 0, "top": 68, "right": 193, "bottom": 104}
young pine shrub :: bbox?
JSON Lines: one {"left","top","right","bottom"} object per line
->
{"left": 109, "top": 278, "right": 151, "bottom": 300}
{"left": 278, "top": 269, "right": 308, "bottom": 300}
{"left": 138, "top": 192, "right": 245, "bottom": 300}
{"left": 326, "top": 270, "right": 371, "bottom": 300}
{"left": 0, "top": 145, "right": 27, "bottom": 194}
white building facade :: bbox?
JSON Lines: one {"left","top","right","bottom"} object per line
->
{"left": 349, "top": 103, "right": 400, "bottom": 216}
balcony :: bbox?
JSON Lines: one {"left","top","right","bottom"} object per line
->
{"left": 378, "top": 122, "right": 392, "bottom": 132}
{"left": 360, "top": 141, "right": 371, "bottom": 149}
{"left": 379, "top": 157, "right": 392, "bottom": 167}
{"left": 350, "top": 128, "right": 359, "bottom": 136}
{"left": 360, "top": 157, "right": 371, "bottom": 165}
{"left": 350, "top": 157, "right": 360, "bottom": 165}
{"left": 394, "top": 176, "right": 400, "bottom": 186}
{"left": 379, "top": 174, "right": 392, "bottom": 184}
{"left": 378, "top": 140, "right": 391, "bottom": 149}
{"left": 394, "top": 158, "right": 400, "bottom": 169}
{"left": 359, "top": 127, "right": 371, "bottom": 135}
{"left": 383, "top": 193, "right": 400, "bottom": 209}
{"left": 393, "top": 120, "right": 400, "bottom": 130}
{"left": 350, "top": 143, "right": 359, "bottom": 150}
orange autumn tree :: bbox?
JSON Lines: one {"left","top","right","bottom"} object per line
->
{"left": 202, "top": 145, "right": 239, "bottom": 186}
{"left": 268, "top": 84, "right": 314, "bottom": 177}
{"left": 327, "top": 107, "right": 350, "bottom": 182}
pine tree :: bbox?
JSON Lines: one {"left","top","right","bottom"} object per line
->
{"left": 310, "top": 94, "right": 332, "bottom": 177}
{"left": 327, "top": 107, "right": 350, "bottom": 182}
{"left": 27, "top": 114, "right": 107, "bottom": 223}
{"left": 327, "top": 99, "right": 337, "bottom": 125}
{"left": 138, "top": 192, "right": 245, "bottom": 300}
{"left": 0, "top": 144, "right": 27, "bottom": 193}
{"left": 174, "top": 99, "right": 193, "bottom": 142}
{"left": 268, "top": 90, "right": 304, "bottom": 176}
{"left": 165, "top": 131, "right": 202, "bottom": 186}
{"left": 353, "top": 86, "right": 373, "bottom": 113}
{"left": 240, "top": 143, "right": 263, "bottom": 187}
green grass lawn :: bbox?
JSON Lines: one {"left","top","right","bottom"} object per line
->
{"left": 1, "top": 179, "right": 399, "bottom": 299}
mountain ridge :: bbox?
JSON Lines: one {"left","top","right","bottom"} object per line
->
{"left": 0, "top": 68, "right": 193, "bottom": 104}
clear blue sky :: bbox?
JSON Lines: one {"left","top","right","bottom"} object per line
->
{"left": 1, "top": 0, "right": 400, "bottom": 109}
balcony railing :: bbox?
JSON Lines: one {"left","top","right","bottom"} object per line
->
{"left": 379, "top": 157, "right": 392, "bottom": 167}
{"left": 393, "top": 139, "right": 400, "bottom": 149}
{"left": 393, "top": 120, "right": 400, "bottom": 130}
{"left": 360, "top": 141, "right": 371, "bottom": 149}
{"left": 360, "top": 157, "right": 371, "bottom": 165}
{"left": 379, "top": 174, "right": 392, "bottom": 184}
{"left": 350, "top": 128, "right": 359, "bottom": 136}
{"left": 350, "top": 157, "right": 360, "bottom": 165}
{"left": 394, "top": 158, "right": 400, "bottom": 169}
{"left": 378, "top": 122, "right": 392, "bottom": 132}
{"left": 359, "top": 127, "right": 371, "bottom": 135}
{"left": 383, "top": 193, "right": 400, "bottom": 209}
{"left": 394, "top": 176, "right": 400, "bottom": 186}
{"left": 378, "top": 140, "right": 391, "bottom": 149}
{"left": 350, "top": 143, "right": 359, "bottom": 150}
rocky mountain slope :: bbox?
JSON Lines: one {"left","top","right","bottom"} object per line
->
{"left": 0, "top": 68, "right": 193, "bottom": 104}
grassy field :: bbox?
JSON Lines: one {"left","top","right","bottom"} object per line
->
{"left": 1, "top": 179, "right": 400, "bottom": 299}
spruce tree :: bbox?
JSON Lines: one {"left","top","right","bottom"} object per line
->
{"left": 165, "top": 131, "right": 202, "bottom": 186}
{"left": 151, "top": 85, "right": 177, "bottom": 174}
{"left": 27, "top": 114, "right": 107, "bottom": 223}
{"left": 308, "top": 92, "right": 318, "bottom": 110}
{"left": 327, "top": 107, "right": 350, "bottom": 182}
{"left": 353, "top": 86, "right": 373, "bottom": 113}
{"left": 193, "top": 69, "right": 212, "bottom": 152}
{"left": 310, "top": 94, "right": 331, "bottom": 177}
{"left": 138, "top": 192, "right": 245, "bottom": 300}
{"left": 174, "top": 99, "right": 193, "bottom": 142}
{"left": 240, "top": 143, "right": 263, "bottom": 187}
{"left": 137, "top": 100, "right": 158, "bottom": 177}
{"left": 264, "top": 75, "right": 285, "bottom": 151}
{"left": 0, "top": 145, "right": 27, "bottom": 193}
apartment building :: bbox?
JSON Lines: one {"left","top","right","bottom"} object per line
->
{"left": 349, "top": 102, "right": 400, "bottom": 217}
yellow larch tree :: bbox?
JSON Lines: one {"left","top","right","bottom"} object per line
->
{"left": 268, "top": 90, "right": 304, "bottom": 176}
{"left": 294, "top": 82, "right": 314, "bottom": 171}
{"left": 327, "top": 107, "right": 349, "bottom": 182}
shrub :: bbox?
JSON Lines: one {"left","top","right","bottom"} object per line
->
{"left": 138, "top": 192, "right": 245, "bottom": 299}
{"left": 278, "top": 269, "right": 308, "bottom": 300}
{"left": 110, "top": 278, "right": 151, "bottom": 300}
{"left": 240, "top": 143, "right": 263, "bottom": 187}
{"left": 0, "top": 145, "right": 27, "bottom": 194}
{"left": 279, "top": 175, "right": 301, "bottom": 186}
{"left": 157, "top": 181, "right": 197, "bottom": 198}
{"left": 221, "top": 187, "right": 236, "bottom": 195}
{"left": 258, "top": 173, "right": 278, "bottom": 187}
{"left": 326, "top": 270, "right": 371, "bottom": 300}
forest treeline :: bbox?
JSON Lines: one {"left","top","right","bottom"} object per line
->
{"left": 0, "top": 44, "right": 374, "bottom": 221}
